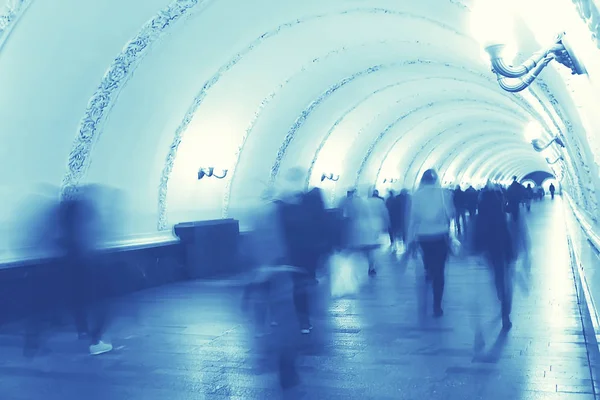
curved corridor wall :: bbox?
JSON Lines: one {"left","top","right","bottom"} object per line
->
{"left": 0, "top": 0, "right": 597, "bottom": 260}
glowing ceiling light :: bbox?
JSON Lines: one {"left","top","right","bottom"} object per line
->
{"left": 470, "top": 0, "right": 517, "bottom": 50}
{"left": 524, "top": 121, "right": 542, "bottom": 143}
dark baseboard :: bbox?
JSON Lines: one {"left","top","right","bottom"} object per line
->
{"left": 0, "top": 242, "right": 187, "bottom": 325}
{"left": 0, "top": 219, "right": 249, "bottom": 325}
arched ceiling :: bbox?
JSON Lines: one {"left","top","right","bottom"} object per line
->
{"left": 0, "top": 0, "right": 590, "bottom": 238}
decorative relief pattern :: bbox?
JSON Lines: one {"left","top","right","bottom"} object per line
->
{"left": 571, "top": 0, "right": 600, "bottom": 48}
{"left": 273, "top": 61, "right": 508, "bottom": 189}
{"left": 269, "top": 63, "right": 388, "bottom": 186}
{"left": 437, "top": 134, "right": 508, "bottom": 181}
{"left": 448, "top": 0, "right": 470, "bottom": 11}
{"left": 0, "top": 0, "right": 31, "bottom": 49}
{"left": 372, "top": 101, "right": 529, "bottom": 185}
{"left": 304, "top": 80, "right": 415, "bottom": 190}
{"left": 534, "top": 80, "right": 595, "bottom": 213}
{"left": 270, "top": 61, "right": 497, "bottom": 189}
{"left": 402, "top": 122, "right": 467, "bottom": 183}
{"left": 222, "top": 40, "right": 406, "bottom": 217}
{"left": 304, "top": 75, "right": 511, "bottom": 191}
{"left": 360, "top": 73, "right": 553, "bottom": 188}
{"left": 403, "top": 125, "right": 536, "bottom": 187}
{"left": 158, "top": 7, "right": 469, "bottom": 229}
{"left": 62, "top": 0, "right": 203, "bottom": 199}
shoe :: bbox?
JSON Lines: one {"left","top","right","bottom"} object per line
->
{"left": 280, "top": 370, "right": 300, "bottom": 389}
{"left": 300, "top": 325, "right": 313, "bottom": 334}
{"left": 89, "top": 341, "right": 113, "bottom": 356}
{"left": 368, "top": 269, "right": 377, "bottom": 276}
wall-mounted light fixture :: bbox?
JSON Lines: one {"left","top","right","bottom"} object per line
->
{"left": 546, "top": 155, "right": 564, "bottom": 165}
{"left": 484, "top": 32, "right": 586, "bottom": 92}
{"left": 383, "top": 178, "right": 400, "bottom": 184}
{"left": 531, "top": 136, "right": 565, "bottom": 152}
{"left": 321, "top": 173, "right": 340, "bottom": 182}
{"left": 198, "top": 167, "right": 228, "bottom": 180}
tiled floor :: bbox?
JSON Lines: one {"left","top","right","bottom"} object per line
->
{"left": 0, "top": 198, "right": 597, "bottom": 399}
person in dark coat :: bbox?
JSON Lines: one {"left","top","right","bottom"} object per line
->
{"left": 474, "top": 181, "right": 515, "bottom": 332}
{"left": 53, "top": 186, "right": 113, "bottom": 356}
{"left": 506, "top": 176, "right": 526, "bottom": 221}
{"left": 453, "top": 185, "right": 467, "bottom": 235}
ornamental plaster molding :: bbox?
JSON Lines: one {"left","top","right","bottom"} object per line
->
{"left": 571, "top": 0, "right": 600, "bottom": 47}
{"left": 157, "top": 6, "right": 470, "bottom": 229}
{"left": 62, "top": 0, "right": 206, "bottom": 200}
{"left": 0, "top": 0, "right": 31, "bottom": 50}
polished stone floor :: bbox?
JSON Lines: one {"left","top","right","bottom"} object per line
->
{"left": 0, "top": 198, "right": 597, "bottom": 399}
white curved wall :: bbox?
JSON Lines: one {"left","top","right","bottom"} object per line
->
{"left": 1, "top": 0, "right": 600, "bottom": 260}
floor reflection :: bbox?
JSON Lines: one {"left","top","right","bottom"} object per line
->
{"left": 0, "top": 199, "right": 596, "bottom": 399}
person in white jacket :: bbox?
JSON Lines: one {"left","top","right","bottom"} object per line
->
{"left": 406, "top": 169, "right": 455, "bottom": 317}
{"left": 341, "top": 187, "right": 390, "bottom": 276}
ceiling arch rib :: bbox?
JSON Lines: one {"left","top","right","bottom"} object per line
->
{"left": 268, "top": 57, "right": 502, "bottom": 185}
{"left": 435, "top": 130, "right": 530, "bottom": 182}
{"left": 374, "top": 115, "right": 527, "bottom": 182}
{"left": 458, "top": 149, "right": 549, "bottom": 186}
{"left": 216, "top": 38, "right": 503, "bottom": 210}
{"left": 360, "top": 75, "right": 562, "bottom": 177}
{"left": 439, "top": 135, "right": 539, "bottom": 178}
{"left": 394, "top": 121, "right": 531, "bottom": 187}
{"left": 405, "top": 130, "right": 526, "bottom": 188}
{"left": 381, "top": 127, "right": 524, "bottom": 185}
{"left": 505, "top": 160, "right": 554, "bottom": 179}
{"left": 454, "top": 155, "right": 548, "bottom": 185}
{"left": 471, "top": 149, "right": 550, "bottom": 181}
{"left": 303, "top": 70, "right": 536, "bottom": 190}
{"left": 526, "top": 83, "right": 589, "bottom": 197}
{"left": 221, "top": 40, "right": 429, "bottom": 215}
{"left": 458, "top": 149, "right": 539, "bottom": 183}
{"left": 485, "top": 161, "right": 548, "bottom": 184}
{"left": 328, "top": 90, "right": 532, "bottom": 190}
{"left": 226, "top": 61, "right": 502, "bottom": 214}
{"left": 423, "top": 133, "right": 533, "bottom": 185}
{"left": 318, "top": 72, "right": 554, "bottom": 188}
{"left": 158, "top": 5, "right": 556, "bottom": 225}
{"left": 445, "top": 147, "right": 544, "bottom": 188}
{"left": 351, "top": 107, "right": 517, "bottom": 191}
{"left": 63, "top": 0, "right": 205, "bottom": 195}
{"left": 63, "top": 0, "right": 560, "bottom": 231}
{"left": 200, "top": 57, "right": 502, "bottom": 214}
{"left": 356, "top": 94, "right": 559, "bottom": 195}
{"left": 353, "top": 102, "right": 528, "bottom": 181}
{"left": 0, "top": 2, "right": 584, "bottom": 250}
{"left": 158, "top": 5, "right": 477, "bottom": 227}
{"left": 479, "top": 155, "right": 550, "bottom": 179}
{"left": 0, "top": 0, "right": 32, "bottom": 51}
{"left": 227, "top": 58, "right": 538, "bottom": 213}
{"left": 163, "top": 20, "right": 561, "bottom": 226}
{"left": 367, "top": 112, "right": 530, "bottom": 189}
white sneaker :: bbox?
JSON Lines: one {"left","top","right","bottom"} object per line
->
{"left": 300, "top": 325, "right": 313, "bottom": 334}
{"left": 89, "top": 341, "right": 113, "bottom": 356}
